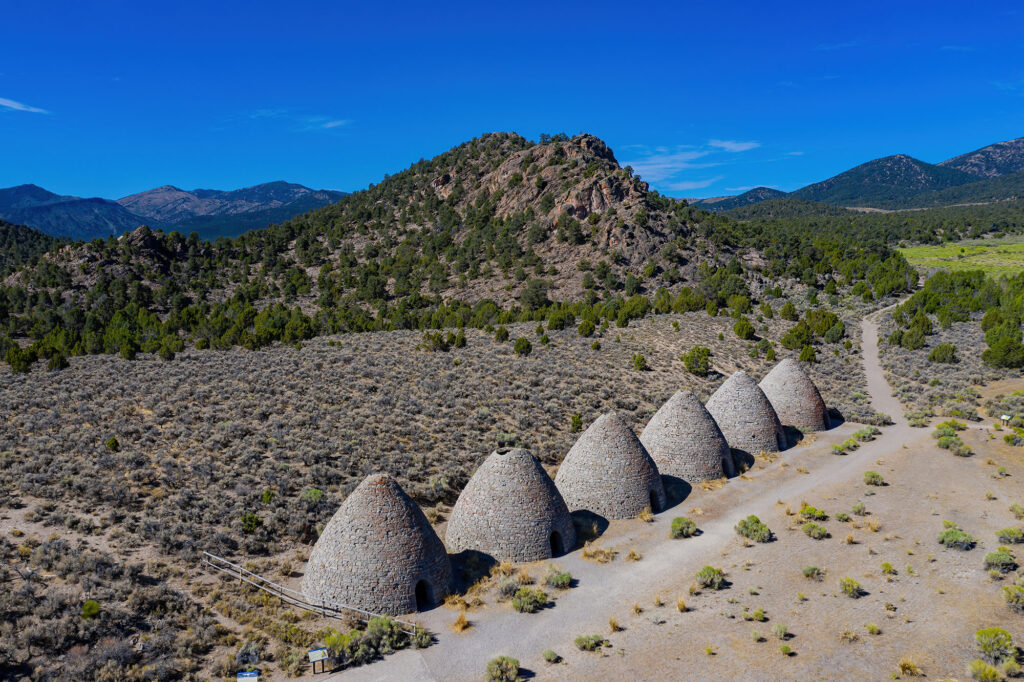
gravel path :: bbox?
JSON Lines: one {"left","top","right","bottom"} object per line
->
{"left": 326, "top": 307, "right": 920, "bottom": 681}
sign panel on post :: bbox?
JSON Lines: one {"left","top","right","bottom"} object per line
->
{"left": 308, "top": 647, "right": 330, "bottom": 673}
{"left": 237, "top": 672, "right": 258, "bottom": 681}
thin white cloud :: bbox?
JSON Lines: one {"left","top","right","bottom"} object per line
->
{"left": 0, "top": 97, "right": 48, "bottom": 114}
{"left": 708, "top": 139, "right": 760, "bottom": 153}
{"left": 623, "top": 138, "right": 763, "bottom": 192}
{"left": 787, "top": 151, "right": 805, "bottom": 156}
{"left": 666, "top": 176, "right": 724, "bottom": 191}
{"left": 230, "top": 108, "right": 351, "bottom": 132}
{"left": 941, "top": 45, "right": 975, "bottom": 52}
{"left": 623, "top": 149, "right": 715, "bottom": 182}
{"left": 993, "top": 79, "right": 1024, "bottom": 93}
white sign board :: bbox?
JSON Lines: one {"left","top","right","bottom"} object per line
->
{"left": 237, "top": 672, "right": 258, "bottom": 682}
{"left": 308, "top": 648, "right": 329, "bottom": 663}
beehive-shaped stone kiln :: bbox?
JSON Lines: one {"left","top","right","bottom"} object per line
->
{"left": 302, "top": 473, "right": 452, "bottom": 616}
{"left": 759, "top": 359, "right": 830, "bottom": 431}
{"left": 555, "top": 412, "right": 667, "bottom": 519}
{"left": 705, "top": 371, "right": 787, "bottom": 455}
{"left": 640, "top": 390, "right": 735, "bottom": 481}
{"left": 445, "top": 448, "right": 576, "bottom": 562}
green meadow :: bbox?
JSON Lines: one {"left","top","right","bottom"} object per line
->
{"left": 899, "top": 236, "right": 1024, "bottom": 278}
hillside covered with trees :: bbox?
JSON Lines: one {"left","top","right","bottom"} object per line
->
{"left": 1, "top": 133, "right": 918, "bottom": 372}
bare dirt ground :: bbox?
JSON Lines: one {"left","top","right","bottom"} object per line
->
{"left": 326, "top": 309, "right": 1024, "bottom": 681}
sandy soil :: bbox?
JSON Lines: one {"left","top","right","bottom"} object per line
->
{"left": 321, "top": 306, "right": 1024, "bottom": 681}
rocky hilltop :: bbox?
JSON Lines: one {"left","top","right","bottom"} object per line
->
{"left": 939, "top": 136, "right": 1024, "bottom": 179}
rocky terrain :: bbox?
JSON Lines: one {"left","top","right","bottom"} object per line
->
{"left": 940, "top": 136, "right": 1024, "bottom": 178}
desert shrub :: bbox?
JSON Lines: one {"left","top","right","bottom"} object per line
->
{"left": 48, "top": 352, "right": 69, "bottom": 371}
{"left": 670, "top": 516, "right": 697, "bottom": 539}
{"left": 577, "top": 319, "right": 595, "bottom": 337}
{"left": 984, "top": 547, "right": 1018, "bottom": 574}
{"left": 800, "top": 505, "right": 828, "bottom": 521}
{"left": 494, "top": 326, "right": 510, "bottom": 342}
{"left": 323, "top": 616, "right": 417, "bottom": 668}
{"left": 513, "top": 337, "right": 532, "bottom": 356}
{"left": 938, "top": 522, "right": 976, "bottom": 550}
{"left": 853, "top": 427, "right": 880, "bottom": 442}
{"left": 929, "top": 343, "right": 959, "bottom": 363}
{"left": 681, "top": 345, "right": 712, "bottom": 377}
{"left": 852, "top": 502, "right": 867, "bottom": 516}
{"left": 632, "top": 353, "right": 648, "bottom": 371}
{"left": 497, "top": 577, "right": 519, "bottom": 601}
{"left": 996, "top": 528, "right": 1023, "bottom": 544}
{"left": 486, "top": 655, "right": 520, "bottom": 682}
{"left": 574, "top": 634, "right": 607, "bottom": 651}
{"left": 839, "top": 577, "right": 862, "bottom": 598}
{"left": 803, "top": 523, "right": 828, "bottom": 540}
{"left": 1004, "top": 584, "right": 1024, "bottom": 613}
{"left": 696, "top": 565, "right": 726, "bottom": 590}
{"left": 975, "top": 627, "right": 1015, "bottom": 665}
{"left": 512, "top": 588, "right": 547, "bottom": 613}
{"left": 836, "top": 512, "right": 851, "bottom": 522}
{"left": 570, "top": 413, "right": 582, "bottom": 433}
{"left": 735, "top": 515, "right": 772, "bottom": 543}
{"left": 240, "top": 512, "right": 263, "bottom": 534}
{"left": 734, "top": 318, "right": 755, "bottom": 340}
{"left": 81, "top": 600, "right": 100, "bottom": 620}
{"left": 802, "top": 565, "right": 823, "bottom": 580}
{"left": 863, "top": 471, "right": 884, "bottom": 486}
{"left": 799, "top": 345, "right": 816, "bottom": 363}
{"left": 542, "top": 649, "right": 560, "bottom": 664}
{"left": 1011, "top": 503, "right": 1024, "bottom": 520}
{"left": 105, "top": 436, "right": 120, "bottom": 452}
{"left": 967, "top": 660, "right": 1001, "bottom": 681}
{"left": 544, "top": 564, "right": 572, "bottom": 590}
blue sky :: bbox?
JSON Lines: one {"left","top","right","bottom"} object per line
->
{"left": 0, "top": 1, "right": 1021, "bottom": 199}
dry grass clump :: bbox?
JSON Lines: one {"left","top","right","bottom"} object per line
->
{"left": 452, "top": 610, "right": 471, "bottom": 632}
{"left": 896, "top": 656, "right": 923, "bottom": 676}
{"left": 581, "top": 541, "right": 618, "bottom": 563}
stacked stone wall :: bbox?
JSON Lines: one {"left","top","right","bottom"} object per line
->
{"left": 302, "top": 474, "right": 452, "bottom": 615}
{"left": 555, "top": 412, "right": 666, "bottom": 519}
{"left": 640, "top": 390, "right": 734, "bottom": 481}
{"left": 705, "top": 371, "right": 786, "bottom": 455}
{"left": 759, "top": 359, "right": 830, "bottom": 431}
{"left": 445, "top": 448, "right": 576, "bottom": 562}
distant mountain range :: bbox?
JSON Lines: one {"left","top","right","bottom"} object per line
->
{"left": 695, "top": 136, "right": 1024, "bottom": 213}
{"left": 0, "top": 181, "right": 347, "bottom": 241}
